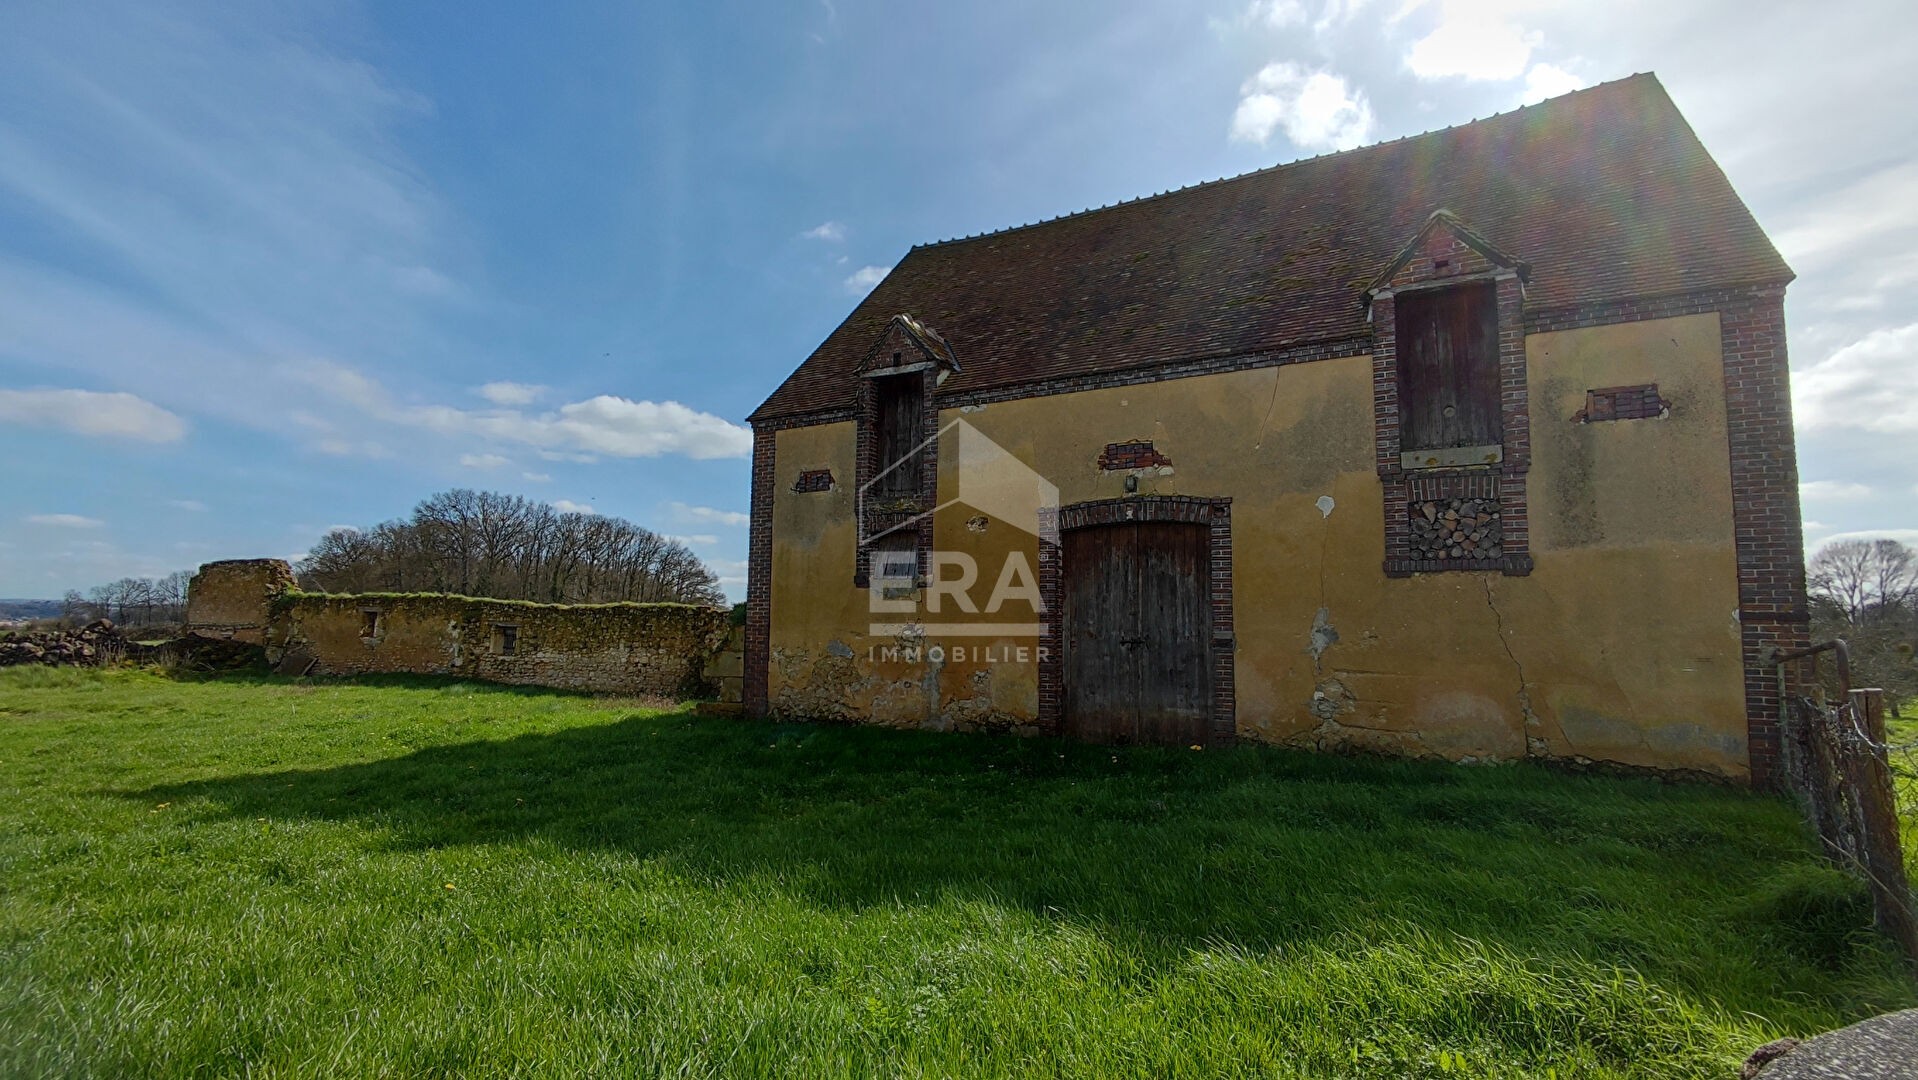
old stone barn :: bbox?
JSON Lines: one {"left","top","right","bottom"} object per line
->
{"left": 745, "top": 74, "right": 1807, "bottom": 783}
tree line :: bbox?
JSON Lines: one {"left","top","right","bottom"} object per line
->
{"left": 1808, "top": 538, "right": 1918, "bottom": 712}
{"left": 296, "top": 489, "right": 725, "bottom": 606}
{"left": 61, "top": 571, "right": 194, "bottom": 629}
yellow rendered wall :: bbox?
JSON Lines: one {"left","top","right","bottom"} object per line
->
{"left": 767, "top": 312, "right": 1749, "bottom": 776}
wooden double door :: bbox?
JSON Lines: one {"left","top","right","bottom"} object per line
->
{"left": 1061, "top": 521, "right": 1213, "bottom": 745}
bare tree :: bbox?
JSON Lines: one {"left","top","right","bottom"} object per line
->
{"left": 1809, "top": 538, "right": 1918, "bottom": 712}
{"left": 293, "top": 490, "right": 725, "bottom": 607}
{"left": 1809, "top": 539, "right": 1918, "bottom": 624}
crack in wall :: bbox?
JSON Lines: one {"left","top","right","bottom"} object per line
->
{"left": 1481, "top": 577, "right": 1543, "bottom": 746}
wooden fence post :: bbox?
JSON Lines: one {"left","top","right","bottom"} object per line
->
{"left": 1847, "top": 688, "right": 1918, "bottom": 968}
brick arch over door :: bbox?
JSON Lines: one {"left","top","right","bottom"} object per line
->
{"left": 1038, "top": 495, "right": 1234, "bottom": 744}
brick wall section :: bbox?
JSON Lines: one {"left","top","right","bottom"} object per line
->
{"left": 1719, "top": 289, "right": 1806, "bottom": 787}
{"left": 185, "top": 559, "right": 295, "bottom": 645}
{"left": 792, "top": 468, "right": 835, "bottom": 493}
{"left": 745, "top": 424, "right": 776, "bottom": 717}
{"left": 276, "top": 593, "right": 729, "bottom": 696}
{"left": 1577, "top": 384, "right": 1669, "bottom": 422}
{"left": 1040, "top": 496, "right": 1234, "bottom": 744}
{"left": 1097, "top": 440, "right": 1173, "bottom": 470}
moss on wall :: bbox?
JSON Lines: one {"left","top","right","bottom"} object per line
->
{"left": 255, "top": 588, "right": 726, "bottom": 697}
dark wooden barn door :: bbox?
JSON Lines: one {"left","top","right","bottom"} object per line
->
{"left": 1062, "top": 522, "right": 1212, "bottom": 745}
{"left": 1395, "top": 282, "right": 1499, "bottom": 450}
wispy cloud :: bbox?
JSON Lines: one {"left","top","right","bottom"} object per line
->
{"left": 1800, "top": 479, "right": 1873, "bottom": 502}
{"left": 802, "top": 221, "right": 845, "bottom": 242}
{"left": 551, "top": 499, "right": 595, "bottom": 515}
{"left": 475, "top": 381, "right": 546, "bottom": 406}
{"left": 168, "top": 499, "right": 207, "bottom": 512}
{"left": 1230, "top": 63, "right": 1375, "bottom": 151}
{"left": 1793, "top": 322, "right": 1918, "bottom": 434}
{"left": 27, "top": 513, "right": 104, "bottom": 528}
{"left": 293, "top": 360, "right": 752, "bottom": 460}
{"left": 459, "top": 452, "right": 509, "bottom": 470}
{"left": 669, "top": 502, "right": 749, "bottom": 528}
{"left": 0, "top": 387, "right": 186, "bottom": 442}
{"left": 844, "top": 265, "right": 891, "bottom": 294}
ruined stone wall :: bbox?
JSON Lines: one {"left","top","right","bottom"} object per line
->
{"left": 185, "top": 559, "right": 295, "bottom": 645}
{"left": 270, "top": 594, "right": 729, "bottom": 697}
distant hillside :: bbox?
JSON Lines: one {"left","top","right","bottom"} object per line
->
{"left": 0, "top": 599, "right": 63, "bottom": 621}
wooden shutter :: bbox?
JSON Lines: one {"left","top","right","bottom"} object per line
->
{"left": 1396, "top": 283, "right": 1500, "bottom": 451}
{"left": 873, "top": 374, "right": 925, "bottom": 498}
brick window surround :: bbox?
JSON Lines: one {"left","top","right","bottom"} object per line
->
{"left": 1372, "top": 271, "right": 1533, "bottom": 577}
{"left": 854, "top": 365, "right": 939, "bottom": 588}
{"left": 1037, "top": 495, "right": 1235, "bottom": 745}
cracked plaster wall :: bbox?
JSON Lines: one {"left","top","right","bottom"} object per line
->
{"left": 767, "top": 313, "right": 1749, "bottom": 776}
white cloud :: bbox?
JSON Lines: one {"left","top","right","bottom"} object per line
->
{"left": 27, "top": 513, "right": 104, "bottom": 528}
{"left": 1800, "top": 479, "right": 1874, "bottom": 502}
{"left": 664, "top": 534, "right": 719, "bottom": 547}
{"left": 1217, "top": 0, "right": 1308, "bottom": 31}
{"left": 1774, "top": 162, "right": 1918, "bottom": 272}
{"left": 802, "top": 221, "right": 845, "bottom": 242}
{"left": 476, "top": 381, "right": 546, "bottom": 406}
{"left": 1405, "top": 0, "right": 1540, "bottom": 81}
{"left": 521, "top": 471, "right": 551, "bottom": 482}
{"left": 1519, "top": 63, "right": 1585, "bottom": 104}
{"left": 844, "top": 265, "right": 892, "bottom": 294}
{"left": 669, "top": 502, "right": 750, "bottom": 528}
{"left": 551, "top": 499, "right": 596, "bottom": 515}
{"left": 292, "top": 360, "right": 752, "bottom": 460}
{"left": 1793, "top": 323, "right": 1918, "bottom": 433}
{"left": 1810, "top": 529, "right": 1918, "bottom": 552}
{"left": 459, "top": 452, "right": 509, "bottom": 469}
{"left": 1230, "top": 64, "right": 1375, "bottom": 151}
{"left": 168, "top": 499, "right": 207, "bottom": 512}
{"left": 0, "top": 387, "right": 186, "bottom": 442}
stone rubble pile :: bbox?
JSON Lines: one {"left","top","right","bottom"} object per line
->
{"left": 0, "top": 619, "right": 125, "bottom": 667}
{"left": 1409, "top": 498, "right": 1503, "bottom": 561}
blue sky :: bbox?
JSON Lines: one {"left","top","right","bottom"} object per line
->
{"left": 2, "top": 0, "right": 1914, "bottom": 600}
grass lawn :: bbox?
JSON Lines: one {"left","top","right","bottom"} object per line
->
{"left": 2, "top": 668, "right": 1913, "bottom": 1078}
{"left": 1892, "top": 705, "right": 1917, "bottom": 881}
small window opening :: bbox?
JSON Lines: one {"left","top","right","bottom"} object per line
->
{"left": 490, "top": 624, "right": 519, "bottom": 656}
{"left": 359, "top": 609, "right": 382, "bottom": 638}
{"left": 873, "top": 373, "right": 926, "bottom": 499}
{"left": 869, "top": 534, "right": 920, "bottom": 600}
{"left": 1396, "top": 282, "right": 1499, "bottom": 454}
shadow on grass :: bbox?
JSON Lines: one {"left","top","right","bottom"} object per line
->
{"left": 125, "top": 676, "right": 1904, "bottom": 1011}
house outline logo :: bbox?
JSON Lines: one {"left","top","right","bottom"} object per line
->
{"left": 855, "top": 417, "right": 1060, "bottom": 548}
{"left": 857, "top": 417, "right": 1059, "bottom": 643}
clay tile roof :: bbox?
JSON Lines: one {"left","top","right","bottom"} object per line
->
{"left": 751, "top": 73, "right": 1791, "bottom": 424}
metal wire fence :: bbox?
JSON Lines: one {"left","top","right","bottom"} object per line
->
{"left": 1779, "top": 641, "right": 1918, "bottom": 968}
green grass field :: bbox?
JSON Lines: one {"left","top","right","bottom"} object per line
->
{"left": 2, "top": 667, "right": 1912, "bottom": 1078}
